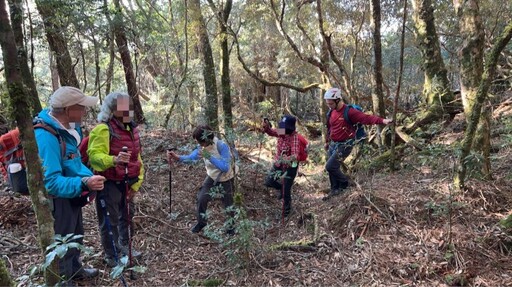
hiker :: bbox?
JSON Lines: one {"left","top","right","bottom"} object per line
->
{"left": 261, "top": 115, "right": 300, "bottom": 217}
{"left": 87, "top": 92, "right": 144, "bottom": 267}
{"left": 323, "top": 87, "right": 392, "bottom": 200}
{"left": 34, "top": 86, "right": 104, "bottom": 285}
{"left": 167, "top": 125, "right": 235, "bottom": 235}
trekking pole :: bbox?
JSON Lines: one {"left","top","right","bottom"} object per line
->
{"left": 167, "top": 148, "right": 176, "bottom": 219}
{"left": 121, "top": 146, "right": 135, "bottom": 280}
{"left": 99, "top": 195, "right": 128, "bottom": 287}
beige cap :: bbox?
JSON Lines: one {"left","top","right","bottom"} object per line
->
{"left": 50, "top": 86, "right": 98, "bottom": 108}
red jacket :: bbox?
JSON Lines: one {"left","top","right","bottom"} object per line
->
{"left": 327, "top": 104, "right": 385, "bottom": 142}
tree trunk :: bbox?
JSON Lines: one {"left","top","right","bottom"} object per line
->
{"left": 455, "top": 21, "right": 512, "bottom": 189}
{"left": 35, "top": 0, "right": 79, "bottom": 87}
{"left": 8, "top": 0, "right": 42, "bottom": 114}
{"left": 189, "top": 0, "right": 218, "bottom": 130}
{"left": 0, "top": 257, "right": 13, "bottom": 287}
{"left": 370, "top": 0, "right": 386, "bottom": 118}
{"left": 454, "top": 0, "right": 490, "bottom": 178}
{"left": 111, "top": 0, "right": 145, "bottom": 124}
{"left": 408, "top": 0, "right": 455, "bottom": 133}
{"left": 219, "top": 0, "right": 233, "bottom": 132}
{"left": 0, "top": 1, "right": 58, "bottom": 285}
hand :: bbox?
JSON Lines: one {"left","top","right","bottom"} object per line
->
{"left": 383, "top": 118, "right": 393, "bottom": 125}
{"left": 262, "top": 120, "right": 270, "bottom": 130}
{"left": 167, "top": 150, "right": 180, "bottom": 162}
{"left": 115, "top": 151, "right": 131, "bottom": 165}
{"left": 126, "top": 188, "right": 137, "bottom": 201}
{"left": 201, "top": 149, "right": 211, "bottom": 160}
{"left": 87, "top": 175, "right": 106, "bottom": 191}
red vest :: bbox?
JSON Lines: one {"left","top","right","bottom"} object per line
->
{"left": 99, "top": 118, "right": 142, "bottom": 181}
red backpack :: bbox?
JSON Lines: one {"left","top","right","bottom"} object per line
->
{"left": 297, "top": 133, "right": 309, "bottom": 162}
{"left": 0, "top": 123, "right": 65, "bottom": 195}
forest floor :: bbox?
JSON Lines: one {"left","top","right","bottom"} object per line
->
{"left": 1, "top": 105, "right": 512, "bottom": 287}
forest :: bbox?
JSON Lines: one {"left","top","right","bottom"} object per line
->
{"left": 0, "top": 0, "right": 511, "bottom": 286}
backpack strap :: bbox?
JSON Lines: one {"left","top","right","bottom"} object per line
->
{"left": 343, "top": 104, "right": 355, "bottom": 126}
{"left": 34, "top": 123, "right": 66, "bottom": 159}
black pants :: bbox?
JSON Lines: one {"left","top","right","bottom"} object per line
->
{"left": 95, "top": 180, "right": 134, "bottom": 259}
{"left": 197, "top": 176, "right": 234, "bottom": 226}
{"left": 264, "top": 164, "right": 298, "bottom": 212}
{"left": 52, "top": 198, "right": 84, "bottom": 280}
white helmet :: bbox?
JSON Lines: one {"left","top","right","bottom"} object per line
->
{"left": 323, "top": 88, "right": 342, "bottom": 100}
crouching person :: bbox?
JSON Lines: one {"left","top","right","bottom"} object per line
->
{"left": 167, "top": 125, "right": 235, "bottom": 235}
{"left": 261, "top": 115, "right": 300, "bottom": 217}
{"left": 87, "top": 92, "right": 144, "bottom": 267}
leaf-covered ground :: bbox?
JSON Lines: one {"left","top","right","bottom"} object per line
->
{"left": 1, "top": 111, "right": 512, "bottom": 287}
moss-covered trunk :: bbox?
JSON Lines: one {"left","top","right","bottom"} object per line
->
{"left": 455, "top": 21, "right": 512, "bottom": 188}
{"left": 0, "top": 257, "right": 13, "bottom": 287}
{"left": 190, "top": 0, "right": 219, "bottom": 130}
{"left": 0, "top": 2, "right": 58, "bottom": 285}
{"left": 8, "top": 0, "right": 42, "bottom": 114}
{"left": 454, "top": 0, "right": 491, "bottom": 179}
{"left": 408, "top": 0, "right": 455, "bottom": 133}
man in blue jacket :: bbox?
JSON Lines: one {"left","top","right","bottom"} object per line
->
{"left": 35, "top": 86, "right": 106, "bottom": 286}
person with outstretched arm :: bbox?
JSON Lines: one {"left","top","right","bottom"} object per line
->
{"left": 323, "top": 88, "right": 393, "bottom": 200}
{"left": 167, "top": 125, "right": 236, "bottom": 235}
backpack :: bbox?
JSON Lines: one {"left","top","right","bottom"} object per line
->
{"left": 0, "top": 122, "right": 65, "bottom": 195}
{"left": 78, "top": 122, "right": 115, "bottom": 167}
{"left": 297, "top": 133, "right": 309, "bottom": 162}
{"left": 326, "top": 104, "right": 367, "bottom": 143}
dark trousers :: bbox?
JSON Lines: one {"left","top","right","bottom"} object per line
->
{"left": 95, "top": 180, "right": 134, "bottom": 259}
{"left": 325, "top": 142, "right": 353, "bottom": 191}
{"left": 52, "top": 198, "right": 84, "bottom": 280}
{"left": 197, "top": 176, "right": 234, "bottom": 225}
{"left": 264, "top": 164, "right": 298, "bottom": 212}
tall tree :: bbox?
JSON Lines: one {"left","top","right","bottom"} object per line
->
{"left": 407, "top": 0, "right": 455, "bottom": 133}
{"left": 218, "top": 0, "right": 233, "bottom": 131}
{"left": 35, "top": 0, "right": 79, "bottom": 87}
{"left": 8, "top": 0, "right": 42, "bottom": 114}
{"left": 370, "top": 0, "right": 386, "bottom": 118}
{"left": 455, "top": 21, "right": 512, "bottom": 188}
{"left": 109, "top": 0, "right": 145, "bottom": 123}
{"left": 190, "top": 0, "right": 219, "bottom": 130}
{"left": 454, "top": 0, "right": 491, "bottom": 177}
{"left": 0, "top": 0, "right": 58, "bottom": 284}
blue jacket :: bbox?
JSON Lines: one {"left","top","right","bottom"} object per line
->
{"left": 35, "top": 109, "right": 93, "bottom": 198}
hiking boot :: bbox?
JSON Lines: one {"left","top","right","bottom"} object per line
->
{"left": 191, "top": 222, "right": 207, "bottom": 233}
{"left": 322, "top": 189, "right": 342, "bottom": 201}
{"left": 119, "top": 245, "right": 142, "bottom": 260}
{"left": 72, "top": 268, "right": 99, "bottom": 280}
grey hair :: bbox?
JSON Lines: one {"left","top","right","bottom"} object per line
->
{"left": 97, "top": 91, "right": 129, "bottom": 123}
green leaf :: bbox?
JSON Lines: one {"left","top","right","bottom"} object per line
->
{"left": 43, "top": 252, "right": 57, "bottom": 269}
{"left": 54, "top": 244, "right": 69, "bottom": 258}
{"left": 127, "top": 265, "right": 147, "bottom": 274}
{"left": 120, "top": 255, "right": 128, "bottom": 266}
{"left": 110, "top": 265, "right": 124, "bottom": 279}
